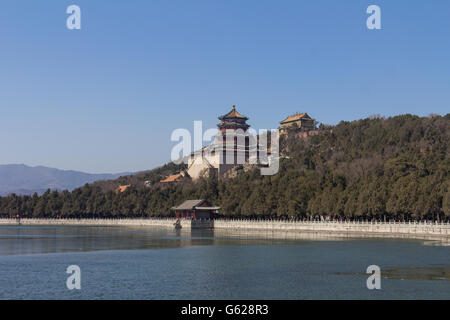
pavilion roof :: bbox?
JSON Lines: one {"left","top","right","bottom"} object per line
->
{"left": 172, "top": 199, "right": 207, "bottom": 210}
{"left": 171, "top": 199, "right": 221, "bottom": 211}
{"left": 115, "top": 185, "right": 131, "bottom": 193}
{"left": 219, "top": 105, "right": 249, "bottom": 120}
{"left": 217, "top": 121, "right": 250, "bottom": 129}
{"left": 195, "top": 206, "right": 221, "bottom": 211}
{"left": 280, "top": 113, "right": 315, "bottom": 124}
{"left": 160, "top": 173, "right": 184, "bottom": 183}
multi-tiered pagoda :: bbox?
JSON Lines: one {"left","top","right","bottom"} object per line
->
{"left": 215, "top": 106, "right": 252, "bottom": 175}
{"left": 217, "top": 105, "right": 250, "bottom": 132}
{"left": 187, "top": 105, "right": 253, "bottom": 179}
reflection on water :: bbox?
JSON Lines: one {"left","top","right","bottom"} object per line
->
{"left": 0, "top": 226, "right": 314, "bottom": 256}
{"left": 335, "top": 265, "right": 450, "bottom": 281}
{"left": 0, "top": 226, "right": 449, "bottom": 299}
{"left": 0, "top": 225, "right": 449, "bottom": 256}
{"left": 0, "top": 226, "right": 200, "bottom": 256}
{"left": 382, "top": 266, "right": 450, "bottom": 281}
{"left": 213, "top": 228, "right": 450, "bottom": 246}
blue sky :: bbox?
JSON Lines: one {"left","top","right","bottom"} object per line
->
{"left": 0, "top": 0, "right": 449, "bottom": 173}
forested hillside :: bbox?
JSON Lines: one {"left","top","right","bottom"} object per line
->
{"left": 1, "top": 114, "right": 449, "bottom": 220}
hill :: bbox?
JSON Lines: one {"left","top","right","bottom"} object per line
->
{"left": 0, "top": 164, "right": 131, "bottom": 196}
{"left": 1, "top": 114, "right": 449, "bottom": 220}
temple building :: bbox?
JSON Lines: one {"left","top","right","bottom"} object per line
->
{"left": 187, "top": 105, "right": 253, "bottom": 180}
{"left": 160, "top": 171, "right": 186, "bottom": 183}
{"left": 216, "top": 105, "right": 252, "bottom": 176}
{"left": 279, "top": 113, "right": 316, "bottom": 134}
{"left": 172, "top": 199, "right": 220, "bottom": 219}
{"left": 217, "top": 105, "right": 250, "bottom": 132}
{"left": 115, "top": 184, "right": 131, "bottom": 194}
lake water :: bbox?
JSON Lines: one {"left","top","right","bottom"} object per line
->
{"left": 0, "top": 225, "right": 449, "bottom": 300}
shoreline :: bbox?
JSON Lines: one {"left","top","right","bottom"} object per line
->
{"left": 0, "top": 218, "right": 449, "bottom": 243}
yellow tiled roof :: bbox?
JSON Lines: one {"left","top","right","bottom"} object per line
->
{"left": 161, "top": 173, "right": 184, "bottom": 183}
{"left": 219, "top": 105, "right": 248, "bottom": 119}
{"left": 115, "top": 185, "right": 131, "bottom": 193}
{"left": 280, "top": 113, "right": 314, "bottom": 124}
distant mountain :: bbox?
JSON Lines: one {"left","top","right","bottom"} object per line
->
{"left": 0, "top": 164, "right": 131, "bottom": 196}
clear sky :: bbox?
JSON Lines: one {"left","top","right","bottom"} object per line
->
{"left": 0, "top": 0, "right": 449, "bottom": 173}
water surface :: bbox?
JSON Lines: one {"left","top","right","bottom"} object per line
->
{"left": 0, "top": 226, "right": 448, "bottom": 299}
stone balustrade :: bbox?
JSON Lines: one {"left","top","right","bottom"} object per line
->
{"left": 0, "top": 218, "right": 448, "bottom": 237}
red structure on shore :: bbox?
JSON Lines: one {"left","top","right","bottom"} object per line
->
{"left": 172, "top": 199, "right": 220, "bottom": 219}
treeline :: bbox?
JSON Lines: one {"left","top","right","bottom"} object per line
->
{"left": 0, "top": 114, "right": 449, "bottom": 220}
